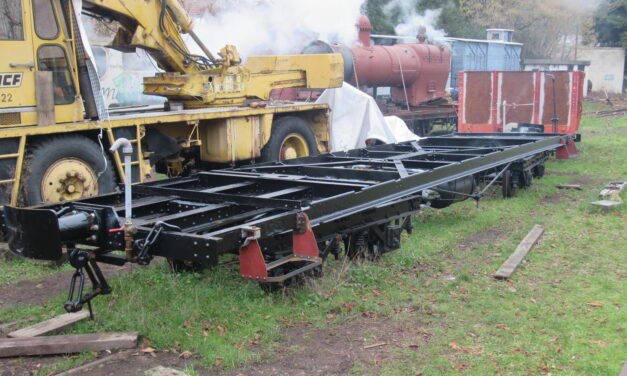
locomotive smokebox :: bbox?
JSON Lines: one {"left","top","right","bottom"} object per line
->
{"left": 303, "top": 15, "right": 451, "bottom": 107}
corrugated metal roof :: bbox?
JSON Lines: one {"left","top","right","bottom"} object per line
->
{"left": 443, "top": 37, "right": 522, "bottom": 46}
{"left": 523, "top": 59, "right": 590, "bottom": 66}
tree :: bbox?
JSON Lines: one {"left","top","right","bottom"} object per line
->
{"left": 364, "top": 0, "right": 395, "bottom": 34}
{"left": 594, "top": 0, "right": 627, "bottom": 49}
{"left": 434, "top": 0, "right": 484, "bottom": 39}
{"left": 365, "top": 0, "right": 483, "bottom": 39}
{"left": 459, "top": 0, "right": 591, "bottom": 58}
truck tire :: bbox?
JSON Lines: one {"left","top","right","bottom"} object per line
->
{"left": 22, "top": 136, "right": 116, "bottom": 205}
{"left": 260, "top": 116, "right": 319, "bottom": 162}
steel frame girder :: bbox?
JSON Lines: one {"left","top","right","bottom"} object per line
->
{"left": 2, "top": 134, "right": 568, "bottom": 267}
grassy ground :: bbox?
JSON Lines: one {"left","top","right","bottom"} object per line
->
{"left": 0, "top": 104, "right": 625, "bottom": 375}
{"left": 0, "top": 254, "right": 71, "bottom": 286}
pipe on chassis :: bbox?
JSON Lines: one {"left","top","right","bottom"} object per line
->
{"left": 109, "top": 138, "right": 133, "bottom": 221}
{"left": 110, "top": 137, "right": 135, "bottom": 261}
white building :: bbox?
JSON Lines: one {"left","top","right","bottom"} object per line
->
{"left": 576, "top": 47, "right": 625, "bottom": 95}
{"left": 522, "top": 59, "right": 590, "bottom": 73}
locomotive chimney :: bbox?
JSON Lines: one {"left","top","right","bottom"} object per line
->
{"left": 356, "top": 15, "right": 372, "bottom": 48}
{"left": 417, "top": 25, "right": 427, "bottom": 43}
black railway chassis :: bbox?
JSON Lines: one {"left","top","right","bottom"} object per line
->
{"left": 2, "top": 133, "right": 571, "bottom": 311}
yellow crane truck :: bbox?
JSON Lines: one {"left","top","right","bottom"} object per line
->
{"left": 0, "top": 0, "right": 343, "bottom": 206}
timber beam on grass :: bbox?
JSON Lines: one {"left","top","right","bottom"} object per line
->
{"left": 555, "top": 184, "right": 582, "bottom": 190}
{"left": 0, "top": 133, "right": 575, "bottom": 309}
{"left": 0, "top": 332, "right": 138, "bottom": 357}
{"left": 494, "top": 225, "right": 544, "bottom": 280}
{"left": 589, "top": 200, "right": 623, "bottom": 212}
{"left": 7, "top": 311, "right": 90, "bottom": 338}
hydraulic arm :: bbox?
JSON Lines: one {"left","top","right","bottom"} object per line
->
{"left": 80, "top": 0, "right": 343, "bottom": 107}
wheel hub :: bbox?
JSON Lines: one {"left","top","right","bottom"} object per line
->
{"left": 279, "top": 133, "right": 309, "bottom": 161}
{"left": 41, "top": 158, "right": 98, "bottom": 203}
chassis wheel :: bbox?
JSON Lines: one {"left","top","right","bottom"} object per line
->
{"left": 533, "top": 164, "right": 545, "bottom": 178}
{"left": 346, "top": 231, "right": 381, "bottom": 261}
{"left": 501, "top": 170, "right": 517, "bottom": 198}
{"left": 520, "top": 170, "right": 533, "bottom": 189}
{"left": 22, "top": 136, "right": 116, "bottom": 205}
{"left": 260, "top": 116, "right": 319, "bottom": 162}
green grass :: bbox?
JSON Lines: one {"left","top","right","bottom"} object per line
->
{"left": 1, "top": 103, "right": 625, "bottom": 375}
{"left": 0, "top": 256, "right": 71, "bottom": 286}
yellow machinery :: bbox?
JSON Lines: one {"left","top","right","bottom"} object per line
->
{"left": 0, "top": 0, "right": 343, "bottom": 206}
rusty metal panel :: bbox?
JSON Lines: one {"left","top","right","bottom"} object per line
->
{"left": 541, "top": 72, "right": 571, "bottom": 128}
{"left": 501, "top": 71, "right": 535, "bottom": 125}
{"left": 462, "top": 72, "right": 492, "bottom": 125}
{"left": 458, "top": 71, "right": 584, "bottom": 135}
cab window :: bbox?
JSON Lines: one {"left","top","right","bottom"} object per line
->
{"left": 0, "top": 2, "right": 24, "bottom": 40}
{"left": 32, "top": 0, "right": 59, "bottom": 40}
{"left": 37, "top": 45, "right": 76, "bottom": 104}
{"left": 92, "top": 46, "right": 108, "bottom": 77}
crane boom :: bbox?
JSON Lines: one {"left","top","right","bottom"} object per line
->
{"left": 78, "top": 0, "right": 344, "bottom": 107}
{"left": 81, "top": 0, "right": 208, "bottom": 74}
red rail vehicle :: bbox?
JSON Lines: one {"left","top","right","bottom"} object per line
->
{"left": 458, "top": 71, "right": 584, "bottom": 158}
{"left": 274, "top": 16, "right": 457, "bottom": 136}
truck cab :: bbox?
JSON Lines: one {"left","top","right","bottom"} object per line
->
{"left": 1, "top": 0, "right": 85, "bottom": 127}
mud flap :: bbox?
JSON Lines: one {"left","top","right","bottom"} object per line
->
{"left": 3, "top": 206, "right": 63, "bottom": 260}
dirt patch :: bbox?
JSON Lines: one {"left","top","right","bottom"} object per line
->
{"left": 567, "top": 175, "right": 606, "bottom": 187}
{"left": 540, "top": 191, "right": 569, "bottom": 205}
{"left": 0, "top": 263, "right": 131, "bottom": 312}
{"left": 1, "top": 316, "right": 433, "bottom": 376}
{"left": 0, "top": 349, "right": 198, "bottom": 376}
{"left": 544, "top": 171, "right": 577, "bottom": 177}
{"left": 457, "top": 228, "right": 506, "bottom": 251}
{"left": 209, "top": 317, "right": 428, "bottom": 376}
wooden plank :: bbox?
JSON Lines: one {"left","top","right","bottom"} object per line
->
{"left": 590, "top": 200, "right": 622, "bottom": 212}
{"left": 7, "top": 311, "right": 90, "bottom": 338}
{"left": 494, "top": 225, "right": 544, "bottom": 280}
{"left": 0, "top": 332, "right": 138, "bottom": 358}
{"left": 35, "top": 71, "right": 55, "bottom": 127}
{"left": 555, "top": 184, "right": 582, "bottom": 190}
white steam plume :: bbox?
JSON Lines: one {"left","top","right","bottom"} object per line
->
{"left": 190, "top": 0, "right": 365, "bottom": 59}
{"left": 383, "top": 0, "right": 446, "bottom": 42}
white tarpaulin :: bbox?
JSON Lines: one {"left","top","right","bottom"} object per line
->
{"left": 315, "top": 83, "right": 419, "bottom": 151}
